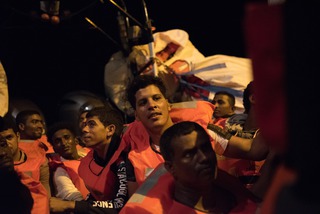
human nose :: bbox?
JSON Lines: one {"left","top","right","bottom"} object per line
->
{"left": 81, "top": 124, "right": 89, "bottom": 133}
{"left": 61, "top": 138, "right": 69, "bottom": 146}
{"left": 147, "top": 98, "right": 157, "bottom": 109}
{"left": 37, "top": 121, "right": 44, "bottom": 128}
{"left": 197, "top": 150, "right": 208, "bottom": 163}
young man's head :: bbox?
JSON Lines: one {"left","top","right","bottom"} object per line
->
{"left": 126, "top": 75, "right": 167, "bottom": 110}
{"left": 0, "top": 116, "right": 14, "bottom": 172}
{"left": 0, "top": 114, "right": 21, "bottom": 162}
{"left": 47, "top": 121, "right": 79, "bottom": 160}
{"left": 0, "top": 117, "right": 34, "bottom": 213}
{"left": 160, "top": 121, "right": 217, "bottom": 188}
{"left": 243, "top": 81, "right": 254, "bottom": 114}
{"left": 15, "top": 109, "right": 44, "bottom": 140}
{"left": 81, "top": 106, "right": 124, "bottom": 149}
{"left": 212, "top": 91, "right": 236, "bottom": 118}
{"left": 78, "top": 110, "right": 89, "bottom": 131}
{"left": 126, "top": 75, "right": 172, "bottom": 132}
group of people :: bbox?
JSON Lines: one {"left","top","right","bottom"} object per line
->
{"left": 2, "top": 0, "right": 318, "bottom": 213}
{"left": 1, "top": 73, "right": 281, "bottom": 214}
{"left": 0, "top": 2, "right": 291, "bottom": 212}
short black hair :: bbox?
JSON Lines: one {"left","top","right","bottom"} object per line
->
{"left": 126, "top": 75, "right": 167, "bottom": 110}
{"left": 243, "top": 81, "right": 254, "bottom": 113}
{"left": 160, "top": 121, "right": 211, "bottom": 161}
{"left": 46, "top": 121, "right": 77, "bottom": 145}
{"left": 86, "top": 106, "right": 124, "bottom": 137}
{"left": 0, "top": 114, "right": 18, "bottom": 133}
{"left": 15, "top": 109, "right": 41, "bottom": 126}
{"left": 213, "top": 91, "right": 236, "bottom": 107}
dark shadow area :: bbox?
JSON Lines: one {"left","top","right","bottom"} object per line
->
{"left": 0, "top": 0, "right": 246, "bottom": 126}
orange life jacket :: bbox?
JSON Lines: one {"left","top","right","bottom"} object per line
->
{"left": 16, "top": 169, "right": 50, "bottom": 214}
{"left": 78, "top": 150, "right": 126, "bottom": 201}
{"left": 120, "top": 164, "right": 258, "bottom": 214}
{"left": 48, "top": 153, "right": 90, "bottom": 199}
{"left": 16, "top": 143, "right": 47, "bottom": 183}
{"left": 122, "top": 100, "right": 215, "bottom": 185}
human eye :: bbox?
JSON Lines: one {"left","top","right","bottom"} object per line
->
{"left": 137, "top": 99, "right": 147, "bottom": 107}
{"left": 6, "top": 135, "right": 14, "bottom": 141}
{"left": 183, "top": 149, "right": 195, "bottom": 159}
{"left": 153, "top": 94, "right": 162, "bottom": 101}
{"left": 54, "top": 139, "right": 62, "bottom": 145}
{"left": 64, "top": 135, "right": 71, "bottom": 140}
{"left": 216, "top": 100, "right": 223, "bottom": 105}
{"left": 87, "top": 121, "right": 96, "bottom": 129}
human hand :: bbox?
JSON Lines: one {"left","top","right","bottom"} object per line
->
{"left": 169, "top": 60, "right": 190, "bottom": 75}
{"left": 207, "top": 124, "right": 232, "bottom": 140}
{"left": 40, "top": 13, "right": 60, "bottom": 25}
{"left": 50, "top": 197, "right": 75, "bottom": 213}
{"left": 40, "top": 0, "right": 67, "bottom": 25}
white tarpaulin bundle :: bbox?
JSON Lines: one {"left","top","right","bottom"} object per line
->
{"left": 104, "top": 29, "right": 253, "bottom": 116}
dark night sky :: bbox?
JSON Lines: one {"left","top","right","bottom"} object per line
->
{"left": 0, "top": 0, "right": 247, "bottom": 125}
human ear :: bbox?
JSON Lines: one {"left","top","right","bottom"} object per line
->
{"left": 18, "top": 123, "right": 25, "bottom": 131}
{"left": 16, "top": 132, "right": 21, "bottom": 141}
{"left": 249, "top": 94, "right": 255, "bottom": 104}
{"left": 167, "top": 101, "right": 171, "bottom": 111}
{"left": 106, "top": 124, "right": 116, "bottom": 137}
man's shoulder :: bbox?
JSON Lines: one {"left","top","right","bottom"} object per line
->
{"left": 170, "top": 100, "right": 214, "bottom": 127}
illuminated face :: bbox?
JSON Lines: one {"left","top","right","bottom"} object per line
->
{"left": 81, "top": 116, "right": 112, "bottom": 149}
{"left": 19, "top": 114, "right": 44, "bottom": 140}
{"left": 51, "top": 129, "right": 78, "bottom": 159}
{"left": 0, "top": 136, "right": 14, "bottom": 171}
{"left": 212, "top": 94, "right": 234, "bottom": 118}
{"left": 0, "top": 129, "right": 19, "bottom": 158}
{"left": 79, "top": 111, "right": 88, "bottom": 130}
{"left": 134, "top": 85, "right": 172, "bottom": 133}
{"left": 168, "top": 131, "right": 217, "bottom": 188}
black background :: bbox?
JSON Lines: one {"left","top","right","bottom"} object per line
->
{"left": 0, "top": 0, "right": 247, "bottom": 125}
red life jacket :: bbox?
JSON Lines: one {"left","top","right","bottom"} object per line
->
{"left": 78, "top": 150, "right": 125, "bottom": 201}
{"left": 122, "top": 100, "right": 215, "bottom": 185}
{"left": 48, "top": 153, "right": 90, "bottom": 199}
{"left": 16, "top": 169, "right": 50, "bottom": 214}
{"left": 16, "top": 142, "right": 47, "bottom": 183}
{"left": 121, "top": 164, "right": 258, "bottom": 214}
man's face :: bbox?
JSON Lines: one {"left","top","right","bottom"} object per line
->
{"left": 0, "top": 136, "right": 14, "bottom": 171}
{"left": 212, "top": 94, "right": 234, "bottom": 118}
{"left": 0, "top": 129, "right": 19, "bottom": 157}
{"left": 168, "top": 131, "right": 217, "bottom": 188}
{"left": 81, "top": 116, "right": 110, "bottom": 148}
{"left": 134, "top": 85, "right": 171, "bottom": 132}
{"left": 19, "top": 114, "right": 44, "bottom": 140}
{"left": 51, "top": 129, "right": 77, "bottom": 159}
{"left": 79, "top": 111, "right": 88, "bottom": 130}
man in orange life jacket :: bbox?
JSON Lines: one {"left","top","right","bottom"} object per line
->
{"left": 120, "top": 121, "right": 259, "bottom": 213}
{"left": 16, "top": 109, "right": 54, "bottom": 154}
{"left": 120, "top": 75, "right": 216, "bottom": 196}
{"left": 49, "top": 106, "right": 129, "bottom": 213}
{"left": 119, "top": 74, "right": 268, "bottom": 198}
{"left": 46, "top": 121, "right": 90, "bottom": 201}
{"left": 0, "top": 114, "right": 50, "bottom": 214}
{"left": 0, "top": 117, "right": 34, "bottom": 214}
{"left": 210, "top": 88, "right": 264, "bottom": 188}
